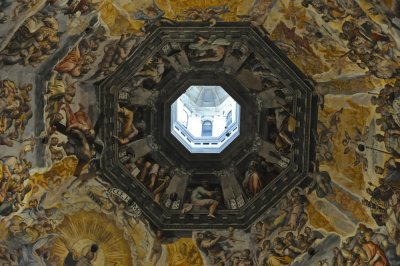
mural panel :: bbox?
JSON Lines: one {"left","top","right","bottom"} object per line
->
{"left": 0, "top": 0, "right": 399, "bottom": 265}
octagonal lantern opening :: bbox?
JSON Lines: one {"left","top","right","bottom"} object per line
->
{"left": 171, "top": 85, "right": 241, "bottom": 153}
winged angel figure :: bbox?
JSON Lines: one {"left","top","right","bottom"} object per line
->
{"left": 342, "top": 126, "right": 369, "bottom": 171}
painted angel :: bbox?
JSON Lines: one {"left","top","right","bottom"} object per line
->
{"left": 342, "top": 126, "right": 369, "bottom": 171}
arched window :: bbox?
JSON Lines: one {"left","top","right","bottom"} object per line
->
{"left": 226, "top": 111, "right": 232, "bottom": 127}
{"left": 201, "top": 120, "right": 212, "bottom": 137}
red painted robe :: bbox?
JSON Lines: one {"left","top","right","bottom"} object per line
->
{"left": 362, "top": 241, "right": 389, "bottom": 266}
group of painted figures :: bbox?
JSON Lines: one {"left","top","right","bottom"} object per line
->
{"left": 364, "top": 80, "right": 400, "bottom": 255}
{"left": 192, "top": 180, "right": 399, "bottom": 266}
{"left": 114, "top": 37, "right": 299, "bottom": 218}
{"left": 0, "top": 78, "right": 35, "bottom": 226}
{"left": 0, "top": 0, "right": 399, "bottom": 265}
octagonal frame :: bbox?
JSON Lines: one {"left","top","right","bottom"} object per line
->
{"left": 153, "top": 70, "right": 258, "bottom": 170}
{"left": 97, "top": 22, "right": 317, "bottom": 230}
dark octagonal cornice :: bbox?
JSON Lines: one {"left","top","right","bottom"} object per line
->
{"left": 154, "top": 70, "right": 258, "bottom": 170}
{"left": 97, "top": 22, "right": 317, "bottom": 230}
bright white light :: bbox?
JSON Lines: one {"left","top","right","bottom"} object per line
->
{"left": 171, "top": 85, "right": 240, "bottom": 153}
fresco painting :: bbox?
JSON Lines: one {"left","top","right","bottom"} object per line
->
{"left": 0, "top": 0, "right": 399, "bottom": 265}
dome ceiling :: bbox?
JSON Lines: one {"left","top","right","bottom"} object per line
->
{"left": 171, "top": 85, "right": 241, "bottom": 153}
{"left": 0, "top": 0, "right": 399, "bottom": 265}
{"left": 185, "top": 85, "right": 230, "bottom": 108}
{"left": 99, "top": 23, "right": 316, "bottom": 229}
